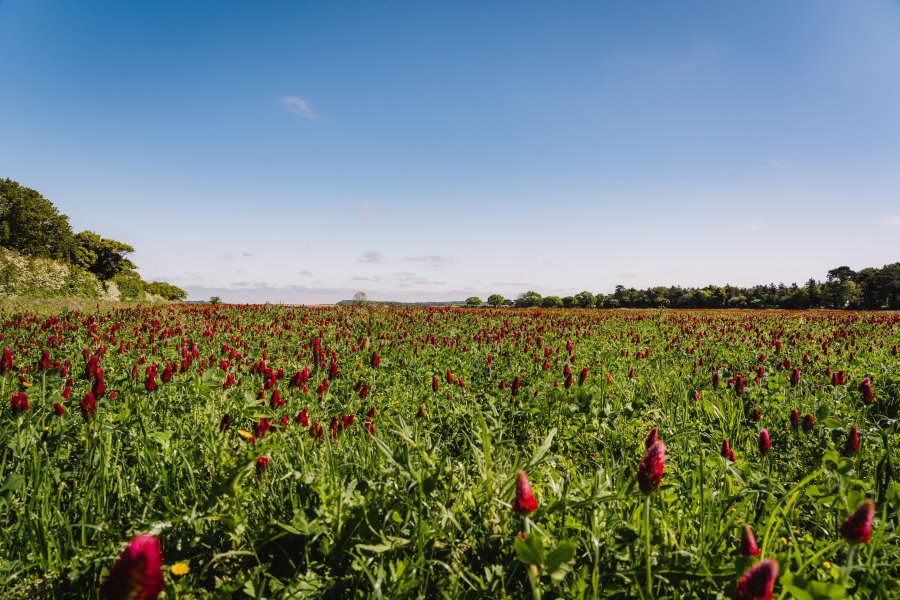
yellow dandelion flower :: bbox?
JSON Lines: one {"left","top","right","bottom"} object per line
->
{"left": 171, "top": 562, "right": 190, "bottom": 576}
{"left": 237, "top": 429, "right": 254, "bottom": 441}
{"left": 779, "top": 536, "right": 788, "bottom": 546}
{"left": 822, "top": 561, "right": 831, "bottom": 570}
{"left": 21, "top": 381, "right": 32, "bottom": 388}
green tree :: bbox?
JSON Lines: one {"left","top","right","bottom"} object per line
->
{"left": 515, "top": 290, "right": 543, "bottom": 308}
{"left": 145, "top": 281, "right": 188, "bottom": 301}
{"left": 574, "top": 290, "right": 596, "bottom": 308}
{"left": 352, "top": 291, "right": 368, "bottom": 306}
{"left": 74, "top": 231, "right": 137, "bottom": 280}
{"left": 486, "top": 293, "right": 505, "bottom": 307}
{"left": 0, "top": 178, "right": 77, "bottom": 261}
{"left": 826, "top": 266, "right": 856, "bottom": 284}
{"left": 465, "top": 296, "right": 483, "bottom": 307}
{"left": 542, "top": 295, "right": 563, "bottom": 308}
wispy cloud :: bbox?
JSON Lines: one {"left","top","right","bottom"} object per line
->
{"left": 280, "top": 96, "right": 318, "bottom": 119}
{"left": 878, "top": 215, "right": 900, "bottom": 226}
{"left": 222, "top": 251, "right": 255, "bottom": 260}
{"left": 399, "top": 255, "right": 453, "bottom": 267}
{"left": 751, "top": 220, "right": 766, "bottom": 232}
{"left": 355, "top": 201, "right": 377, "bottom": 214}
{"left": 357, "top": 251, "right": 384, "bottom": 264}
{"left": 768, "top": 158, "right": 788, "bottom": 169}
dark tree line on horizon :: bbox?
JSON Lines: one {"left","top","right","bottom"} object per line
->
{"left": 470, "top": 264, "right": 899, "bottom": 310}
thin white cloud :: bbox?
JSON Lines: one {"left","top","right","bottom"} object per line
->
{"left": 399, "top": 255, "right": 453, "bottom": 267}
{"left": 356, "top": 201, "right": 377, "bottom": 214}
{"left": 280, "top": 96, "right": 318, "bottom": 119}
{"left": 878, "top": 215, "right": 900, "bottom": 226}
{"left": 357, "top": 251, "right": 384, "bottom": 264}
{"left": 769, "top": 158, "right": 788, "bottom": 169}
{"left": 750, "top": 220, "right": 766, "bottom": 232}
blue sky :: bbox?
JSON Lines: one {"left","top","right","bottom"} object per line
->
{"left": 1, "top": 0, "right": 898, "bottom": 303}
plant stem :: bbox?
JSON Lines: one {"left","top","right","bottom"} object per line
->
{"left": 528, "top": 564, "right": 542, "bottom": 600}
{"left": 645, "top": 494, "right": 653, "bottom": 599}
{"left": 843, "top": 544, "right": 857, "bottom": 586}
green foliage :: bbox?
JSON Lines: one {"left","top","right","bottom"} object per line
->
{"left": 1, "top": 305, "right": 897, "bottom": 597}
{"left": 0, "top": 179, "right": 188, "bottom": 303}
{"left": 542, "top": 295, "right": 563, "bottom": 308}
{"left": 110, "top": 270, "right": 147, "bottom": 301}
{"left": 144, "top": 281, "right": 187, "bottom": 301}
{"left": 0, "top": 179, "right": 76, "bottom": 261}
{"left": 515, "top": 290, "right": 543, "bottom": 308}
{"left": 0, "top": 247, "right": 101, "bottom": 299}
{"left": 487, "top": 293, "right": 505, "bottom": 307}
{"left": 465, "top": 296, "right": 483, "bottom": 307}
{"left": 73, "top": 230, "right": 136, "bottom": 281}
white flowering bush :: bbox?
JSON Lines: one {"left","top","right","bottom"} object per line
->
{"left": 0, "top": 246, "right": 104, "bottom": 299}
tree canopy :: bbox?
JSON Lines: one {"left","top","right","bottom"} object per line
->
{"left": 0, "top": 178, "right": 186, "bottom": 301}
{"left": 0, "top": 178, "right": 77, "bottom": 261}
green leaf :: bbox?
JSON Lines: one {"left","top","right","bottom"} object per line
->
{"left": 514, "top": 534, "right": 544, "bottom": 566}
{"left": 0, "top": 474, "right": 25, "bottom": 505}
{"left": 527, "top": 428, "right": 557, "bottom": 468}
{"left": 806, "top": 581, "right": 846, "bottom": 600}
{"left": 545, "top": 541, "right": 577, "bottom": 582}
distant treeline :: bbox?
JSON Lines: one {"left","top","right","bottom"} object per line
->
{"left": 0, "top": 179, "right": 186, "bottom": 301}
{"left": 456, "top": 264, "right": 900, "bottom": 310}
{"left": 336, "top": 299, "right": 466, "bottom": 307}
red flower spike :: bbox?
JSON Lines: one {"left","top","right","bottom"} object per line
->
{"left": 735, "top": 373, "right": 745, "bottom": 395}
{"left": 0, "top": 348, "right": 13, "bottom": 374}
{"left": 10, "top": 391, "right": 31, "bottom": 414}
{"left": 840, "top": 499, "right": 874, "bottom": 544}
{"left": 758, "top": 429, "right": 770, "bottom": 456}
{"left": 100, "top": 534, "right": 164, "bottom": 600}
{"left": 721, "top": 439, "right": 735, "bottom": 462}
{"left": 858, "top": 377, "right": 874, "bottom": 404}
{"left": 738, "top": 524, "right": 761, "bottom": 557}
{"left": 512, "top": 470, "right": 538, "bottom": 515}
{"left": 80, "top": 392, "right": 96, "bottom": 421}
{"left": 432, "top": 375, "right": 439, "bottom": 393}
{"left": 801, "top": 413, "right": 814, "bottom": 433}
{"left": 842, "top": 426, "right": 859, "bottom": 456}
{"left": 256, "top": 456, "right": 269, "bottom": 475}
{"left": 370, "top": 351, "right": 380, "bottom": 368}
{"left": 53, "top": 402, "right": 65, "bottom": 416}
{"left": 790, "top": 408, "right": 799, "bottom": 429}
{"left": 734, "top": 557, "right": 778, "bottom": 600}
{"left": 637, "top": 440, "right": 665, "bottom": 495}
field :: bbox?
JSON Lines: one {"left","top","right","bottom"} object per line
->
{"left": 1, "top": 305, "right": 898, "bottom": 599}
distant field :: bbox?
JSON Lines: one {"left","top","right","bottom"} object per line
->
{"left": 1, "top": 305, "right": 898, "bottom": 598}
